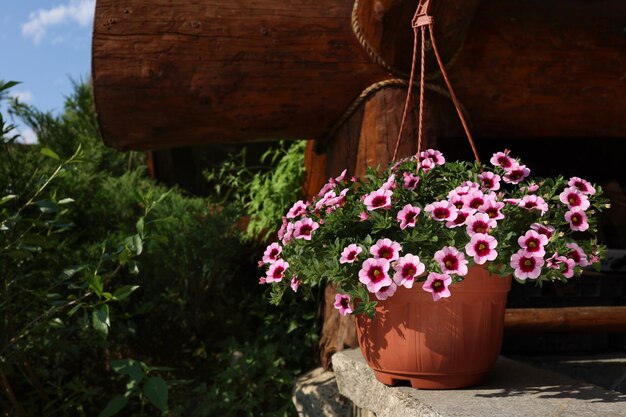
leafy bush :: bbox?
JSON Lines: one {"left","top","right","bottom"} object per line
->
{"left": 0, "top": 80, "right": 317, "bottom": 416}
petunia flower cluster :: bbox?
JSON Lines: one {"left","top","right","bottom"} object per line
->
{"left": 260, "top": 149, "right": 607, "bottom": 318}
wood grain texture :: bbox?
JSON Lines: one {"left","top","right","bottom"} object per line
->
{"left": 505, "top": 307, "right": 626, "bottom": 334}
{"left": 93, "top": 0, "right": 387, "bottom": 150}
{"left": 449, "top": 0, "right": 626, "bottom": 139}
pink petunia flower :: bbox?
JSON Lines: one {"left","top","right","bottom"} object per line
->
{"left": 293, "top": 218, "right": 320, "bottom": 240}
{"left": 333, "top": 293, "right": 353, "bottom": 316}
{"left": 403, "top": 172, "right": 420, "bottom": 190}
{"left": 448, "top": 193, "right": 466, "bottom": 211}
{"left": 326, "top": 188, "right": 349, "bottom": 209}
{"left": 266, "top": 259, "right": 289, "bottom": 283}
{"left": 478, "top": 171, "right": 501, "bottom": 191}
{"left": 531, "top": 223, "right": 555, "bottom": 239}
{"left": 465, "top": 233, "right": 498, "bottom": 265}
{"left": 359, "top": 211, "right": 369, "bottom": 221}
{"left": 259, "top": 277, "right": 267, "bottom": 284}
{"left": 339, "top": 244, "right": 363, "bottom": 264}
{"left": 566, "top": 242, "right": 589, "bottom": 267}
{"left": 568, "top": 177, "right": 596, "bottom": 195}
{"left": 424, "top": 200, "right": 457, "bottom": 222}
{"left": 363, "top": 188, "right": 393, "bottom": 211}
{"left": 503, "top": 162, "right": 530, "bottom": 184}
{"left": 463, "top": 190, "right": 487, "bottom": 211}
{"left": 419, "top": 149, "right": 446, "bottom": 167}
{"left": 490, "top": 150, "right": 514, "bottom": 169}
{"left": 565, "top": 207, "right": 589, "bottom": 232}
{"left": 466, "top": 213, "right": 497, "bottom": 235}
{"left": 446, "top": 209, "right": 472, "bottom": 228}
{"left": 359, "top": 258, "right": 392, "bottom": 293}
{"left": 397, "top": 204, "right": 421, "bottom": 230}
{"left": 290, "top": 276, "right": 301, "bottom": 292}
{"left": 393, "top": 254, "right": 425, "bottom": 288}
{"left": 375, "top": 283, "right": 398, "bottom": 300}
{"left": 286, "top": 200, "right": 309, "bottom": 219}
{"left": 422, "top": 272, "right": 453, "bottom": 301}
{"left": 519, "top": 195, "right": 549, "bottom": 216}
{"left": 262, "top": 242, "right": 282, "bottom": 264}
{"left": 381, "top": 174, "right": 396, "bottom": 191}
{"left": 510, "top": 250, "right": 544, "bottom": 280}
{"left": 334, "top": 169, "right": 348, "bottom": 184}
{"left": 281, "top": 222, "right": 295, "bottom": 245}
{"left": 315, "top": 190, "right": 336, "bottom": 212}
{"left": 518, "top": 230, "right": 549, "bottom": 257}
{"left": 448, "top": 185, "right": 474, "bottom": 200}
{"left": 434, "top": 246, "right": 468, "bottom": 276}
{"left": 418, "top": 157, "right": 435, "bottom": 173}
{"left": 479, "top": 199, "right": 505, "bottom": 221}
{"left": 559, "top": 187, "right": 590, "bottom": 210}
{"left": 370, "top": 238, "right": 402, "bottom": 261}
{"left": 317, "top": 180, "right": 335, "bottom": 197}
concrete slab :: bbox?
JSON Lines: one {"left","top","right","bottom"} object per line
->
{"left": 332, "top": 348, "right": 626, "bottom": 417}
{"left": 293, "top": 367, "right": 351, "bottom": 417}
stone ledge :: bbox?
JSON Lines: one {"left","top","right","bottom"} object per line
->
{"left": 332, "top": 348, "right": 626, "bottom": 417}
{"left": 293, "top": 367, "right": 351, "bottom": 417}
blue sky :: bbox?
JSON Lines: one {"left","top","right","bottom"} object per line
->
{"left": 0, "top": 0, "right": 94, "bottom": 143}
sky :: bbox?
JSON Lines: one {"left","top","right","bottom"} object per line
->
{"left": 0, "top": 0, "right": 95, "bottom": 143}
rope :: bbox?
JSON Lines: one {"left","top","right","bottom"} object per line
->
{"left": 314, "top": 78, "right": 471, "bottom": 153}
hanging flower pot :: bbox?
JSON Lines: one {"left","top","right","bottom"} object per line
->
{"left": 356, "top": 266, "right": 511, "bottom": 389}
{"left": 259, "top": 0, "right": 608, "bottom": 389}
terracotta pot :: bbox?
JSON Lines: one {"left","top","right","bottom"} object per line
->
{"left": 356, "top": 266, "right": 511, "bottom": 389}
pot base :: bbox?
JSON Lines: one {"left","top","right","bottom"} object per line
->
{"left": 373, "top": 369, "right": 487, "bottom": 389}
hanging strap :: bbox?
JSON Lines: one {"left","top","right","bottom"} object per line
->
{"left": 392, "top": 0, "right": 481, "bottom": 164}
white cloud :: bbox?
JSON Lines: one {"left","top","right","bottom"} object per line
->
{"left": 11, "top": 91, "right": 34, "bottom": 103}
{"left": 22, "top": 0, "right": 95, "bottom": 45}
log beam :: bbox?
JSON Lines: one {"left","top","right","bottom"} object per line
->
{"left": 505, "top": 307, "right": 626, "bottom": 334}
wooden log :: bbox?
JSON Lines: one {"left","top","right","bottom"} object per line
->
{"left": 505, "top": 307, "right": 626, "bottom": 334}
{"left": 449, "top": 0, "right": 626, "bottom": 139}
{"left": 93, "top": 0, "right": 387, "bottom": 150}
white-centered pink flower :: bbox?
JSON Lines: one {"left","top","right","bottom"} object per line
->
{"left": 359, "top": 258, "right": 392, "bottom": 293}
{"left": 339, "top": 244, "right": 363, "bottom": 264}
{"left": 478, "top": 171, "right": 501, "bottom": 191}
{"left": 510, "top": 250, "right": 544, "bottom": 280}
{"left": 290, "top": 276, "right": 301, "bottom": 292}
{"left": 434, "top": 246, "right": 468, "bottom": 276}
{"left": 445, "top": 209, "right": 471, "bottom": 229}
{"left": 375, "top": 283, "right": 398, "bottom": 300}
{"left": 397, "top": 204, "right": 421, "bottom": 230}
{"left": 503, "top": 162, "right": 530, "bottom": 184}
{"left": 490, "top": 150, "right": 514, "bottom": 169}
{"left": 518, "top": 230, "right": 549, "bottom": 257}
{"left": 293, "top": 218, "right": 320, "bottom": 240}
{"left": 531, "top": 223, "right": 555, "bottom": 239}
{"left": 286, "top": 200, "right": 309, "bottom": 219}
{"left": 334, "top": 293, "right": 353, "bottom": 316}
{"left": 266, "top": 259, "right": 289, "bottom": 283}
{"left": 370, "top": 238, "right": 402, "bottom": 261}
{"left": 566, "top": 242, "right": 589, "bottom": 267}
{"left": 403, "top": 172, "right": 420, "bottom": 190}
{"left": 568, "top": 177, "right": 596, "bottom": 195}
{"left": 424, "top": 200, "right": 457, "bottom": 222}
{"left": 465, "top": 233, "right": 498, "bottom": 265}
{"left": 479, "top": 199, "right": 505, "bottom": 220}
{"left": 262, "top": 242, "right": 282, "bottom": 264}
{"left": 363, "top": 188, "right": 393, "bottom": 211}
{"left": 422, "top": 272, "right": 452, "bottom": 301}
{"left": 564, "top": 207, "right": 589, "bottom": 232}
{"left": 466, "top": 213, "right": 497, "bottom": 235}
{"left": 393, "top": 254, "right": 425, "bottom": 288}
{"left": 519, "top": 195, "right": 549, "bottom": 215}
{"left": 559, "top": 187, "right": 590, "bottom": 210}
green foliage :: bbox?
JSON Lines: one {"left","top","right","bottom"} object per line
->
{"left": 1, "top": 79, "right": 317, "bottom": 416}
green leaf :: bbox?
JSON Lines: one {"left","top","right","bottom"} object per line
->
{"left": 111, "top": 359, "right": 144, "bottom": 383}
{"left": 0, "top": 81, "right": 20, "bottom": 93}
{"left": 144, "top": 376, "right": 168, "bottom": 411}
{"left": 98, "top": 395, "right": 129, "bottom": 417}
{"left": 40, "top": 147, "right": 60, "bottom": 160}
{"left": 112, "top": 285, "right": 140, "bottom": 301}
{"left": 58, "top": 198, "right": 75, "bottom": 205}
{"left": 86, "top": 274, "right": 104, "bottom": 295}
{"left": 0, "top": 194, "right": 17, "bottom": 206}
{"left": 92, "top": 305, "right": 110, "bottom": 338}
{"left": 34, "top": 200, "right": 58, "bottom": 213}
{"left": 136, "top": 217, "right": 144, "bottom": 237}
{"left": 132, "top": 234, "right": 143, "bottom": 255}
